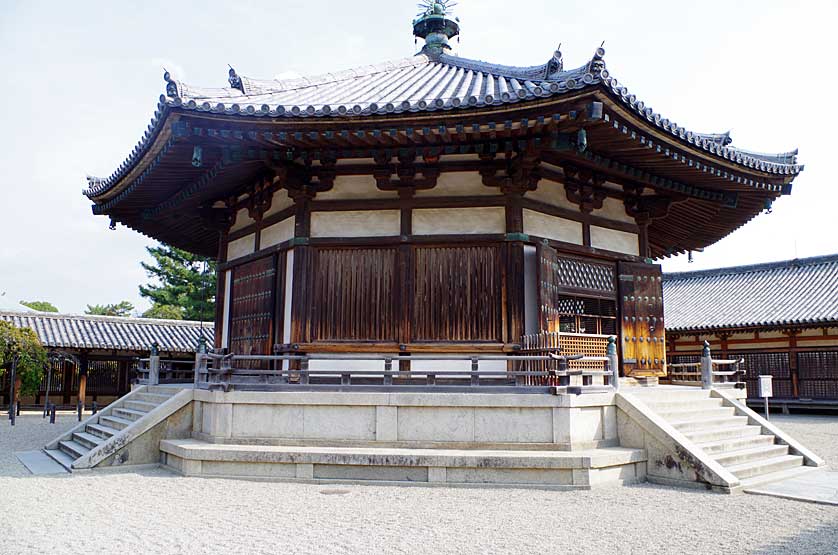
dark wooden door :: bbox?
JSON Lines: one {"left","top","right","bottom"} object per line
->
{"left": 229, "top": 255, "right": 277, "bottom": 357}
{"left": 618, "top": 261, "right": 666, "bottom": 377}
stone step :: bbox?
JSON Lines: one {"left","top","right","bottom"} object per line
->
{"left": 727, "top": 454, "right": 804, "bottom": 480}
{"left": 630, "top": 389, "right": 712, "bottom": 402}
{"left": 44, "top": 448, "right": 76, "bottom": 471}
{"left": 100, "top": 415, "right": 134, "bottom": 431}
{"left": 72, "top": 431, "right": 105, "bottom": 450}
{"left": 113, "top": 407, "right": 148, "bottom": 421}
{"left": 713, "top": 444, "right": 789, "bottom": 467}
{"left": 86, "top": 423, "right": 120, "bottom": 440}
{"left": 161, "top": 439, "right": 649, "bottom": 488}
{"left": 669, "top": 415, "right": 749, "bottom": 432}
{"left": 657, "top": 407, "right": 735, "bottom": 421}
{"left": 740, "top": 465, "right": 820, "bottom": 490}
{"left": 58, "top": 439, "right": 90, "bottom": 460}
{"left": 695, "top": 434, "right": 776, "bottom": 455}
{"left": 145, "top": 386, "right": 185, "bottom": 396}
{"left": 124, "top": 400, "right": 159, "bottom": 412}
{"left": 682, "top": 424, "right": 762, "bottom": 444}
{"left": 134, "top": 392, "right": 173, "bottom": 404}
{"left": 641, "top": 398, "right": 725, "bottom": 412}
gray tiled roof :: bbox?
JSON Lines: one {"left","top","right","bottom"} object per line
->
{"left": 84, "top": 46, "right": 801, "bottom": 199}
{"left": 0, "top": 312, "right": 213, "bottom": 353}
{"left": 663, "top": 255, "right": 838, "bottom": 332}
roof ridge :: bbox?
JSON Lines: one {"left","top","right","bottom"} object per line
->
{"left": 663, "top": 254, "right": 838, "bottom": 281}
{"left": 238, "top": 55, "right": 430, "bottom": 95}
{"left": 0, "top": 311, "right": 212, "bottom": 327}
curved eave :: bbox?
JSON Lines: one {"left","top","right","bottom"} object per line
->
{"left": 86, "top": 61, "right": 802, "bottom": 203}
{"left": 666, "top": 317, "right": 838, "bottom": 334}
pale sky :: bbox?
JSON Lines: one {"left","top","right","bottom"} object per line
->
{"left": 1, "top": 0, "right": 836, "bottom": 314}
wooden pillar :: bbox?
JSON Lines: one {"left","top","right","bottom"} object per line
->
{"left": 786, "top": 330, "right": 800, "bottom": 399}
{"left": 289, "top": 188, "right": 314, "bottom": 346}
{"left": 398, "top": 188, "right": 415, "bottom": 370}
{"left": 719, "top": 333, "right": 730, "bottom": 360}
{"left": 214, "top": 225, "right": 230, "bottom": 350}
{"left": 504, "top": 191, "right": 526, "bottom": 346}
{"left": 62, "top": 360, "right": 73, "bottom": 405}
{"left": 78, "top": 352, "right": 88, "bottom": 410}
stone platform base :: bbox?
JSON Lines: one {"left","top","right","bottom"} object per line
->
{"left": 161, "top": 439, "right": 647, "bottom": 489}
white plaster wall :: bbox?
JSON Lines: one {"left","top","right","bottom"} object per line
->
{"left": 411, "top": 359, "right": 507, "bottom": 376}
{"left": 260, "top": 217, "right": 296, "bottom": 248}
{"left": 590, "top": 226, "right": 639, "bottom": 256}
{"left": 593, "top": 197, "right": 635, "bottom": 224}
{"left": 308, "top": 358, "right": 387, "bottom": 372}
{"left": 412, "top": 207, "right": 506, "bottom": 235}
{"left": 316, "top": 175, "right": 398, "bottom": 200}
{"left": 226, "top": 234, "right": 255, "bottom": 261}
{"left": 230, "top": 208, "right": 253, "bottom": 233}
{"left": 311, "top": 210, "right": 401, "bottom": 238}
{"left": 221, "top": 270, "right": 232, "bottom": 349}
{"left": 414, "top": 172, "right": 499, "bottom": 198}
{"left": 525, "top": 183, "right": 578, "bottom": 211}
{"left": 522, "top": 209, "right": 583, "bottom": 245}
{"left": 263, "top": 189, "right": 294, "bottom": 219}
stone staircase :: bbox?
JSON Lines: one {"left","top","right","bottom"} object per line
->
{"left": 44, "top": 386, "right": 184, "bottom": 471}
{"left": 628, "top": 388, "right": 816, "bottom": 489}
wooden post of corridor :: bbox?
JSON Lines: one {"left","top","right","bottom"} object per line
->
{"left": 78, "top": 352, "right": 89, "bottom": 419}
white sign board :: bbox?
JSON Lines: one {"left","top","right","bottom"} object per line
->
{"left": 758, "top": 375, "right": 773, "bottom": 398}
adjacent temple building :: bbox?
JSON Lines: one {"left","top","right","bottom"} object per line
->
{"left": 61, "top": 4, "right": 822, "bottom": 490}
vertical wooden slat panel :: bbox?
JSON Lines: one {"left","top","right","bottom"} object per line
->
{"left": 411, "top": 245, "right": 503, "bottom": 342}
{"left": 310, "top": 247, "right": 399, "bottom": 342}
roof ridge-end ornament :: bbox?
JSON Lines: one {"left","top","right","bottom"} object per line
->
{"left": 163, "top": 69, "right": 180, "bottom": 99}
{"left": 228, "top": 65, "right": 245, "bottom": 93}
{"left": 587, "top": 43, "right": 606, "bottom": 75}
{"left": 545, "top": 44, "right": 563, "bottom": 79}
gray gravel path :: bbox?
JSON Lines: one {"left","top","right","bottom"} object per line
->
{"left": 0, "top": 413, "right": 836, "bottom": 555}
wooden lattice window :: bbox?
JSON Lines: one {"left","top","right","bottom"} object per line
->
{"left": 740, "top": 352, "right": 790, "bottom": 379}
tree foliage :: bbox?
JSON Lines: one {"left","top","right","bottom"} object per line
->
{"left": 139, "top": 244, "right": 216, "bottom": 322}
{"left": 85, "top": 301, "right": 135, "bottom": 317}
{"left": 20, "top": 300, "right": 59, "bottom": 312}
{"left": 142, "top": 304, "right": 184, "bottom": 320}
{"left": 0, "top": 321, "right": 47, "bottom": 396}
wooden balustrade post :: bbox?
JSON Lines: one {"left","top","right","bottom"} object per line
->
{"left": 700, "top": 341, "right": 713, "bottom": 390}
{"left": 608, "top": 336, "right": 620, "bottom": 390}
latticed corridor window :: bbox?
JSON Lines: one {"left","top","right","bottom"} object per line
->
{"left": 553, "top": 295, "right": 617, "bottom": 336}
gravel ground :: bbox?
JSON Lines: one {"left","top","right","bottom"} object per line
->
{"left": 0, "top": 412, "right": 836, "bottom": 555}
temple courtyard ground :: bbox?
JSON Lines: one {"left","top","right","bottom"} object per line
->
{"left": 0, "top": 412, "right": 836, "bottom": 554}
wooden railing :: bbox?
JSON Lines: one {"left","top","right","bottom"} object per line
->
{"left": 191, "top": 347, "right": 620, "bottom": 395}
{"left": 136, "top": 358, "right": 196, "bottom": 385}
{"left": 668, "top": 341, "right": 745, "bottom": 389}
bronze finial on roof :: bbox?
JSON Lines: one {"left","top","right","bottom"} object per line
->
{"left": 413, "top": 1, "right": 460, "bottom": 58}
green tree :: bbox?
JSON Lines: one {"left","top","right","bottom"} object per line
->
{"left": 20, "top": 300, "right": 59, "bottom": 312}
{"left": 0, "top": 321, "right": 47, "bottom": 397}
{"left": 139, "top": 244, "right": 216, "bottom": 322}
{"left": 85, "top": 301, "right": 135, "bottom": 317}
{"left": 142, "top": 304, "right": 184, "bottom": 320}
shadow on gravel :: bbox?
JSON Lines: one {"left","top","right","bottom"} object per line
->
{"left": 751, "top": 521, "right": 838, "bottom": 555}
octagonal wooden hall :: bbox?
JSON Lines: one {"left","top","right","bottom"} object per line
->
{"left": 84, "top": 6, "right": 801, "bottom": 379}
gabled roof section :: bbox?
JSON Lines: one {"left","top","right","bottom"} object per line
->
{"left": 0, "top": 311, "right": 214, "bottom": 352}
{"left": 84, "top": 44, "right": 801, "bottom": 201}
{"left": 663, "top": 255, "right": 838, "bottom": 332}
